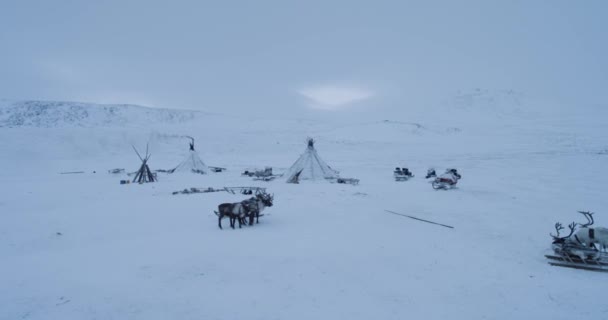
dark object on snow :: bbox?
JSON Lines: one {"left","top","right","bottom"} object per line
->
{"left": 545, "top": 254, "right": 608, "bottom": 272}
{"left": 384, "top": 210, "right": 454, "bottom": 229}
{"left": 447, "top": 168, "right": 461, "bottom": 179}
{"left": 132, "top": 144, "right": 156, "bottom": 183}
{"left": 287, "top": 169, "right": 303, "bottom": 184}
{"left": 209, "top": 166, "right": 226, "bottom": 172}
{"left": 215, "top": 192, "right": 274, "bottom": 229}
{"left": 188, "top": 136, "right": 195, "bottom": 151}
{"left": 394, "top": 166, "right": 414, "bottom": 181}
{"left": 172, "top": 186, "right": 266, "bottom": 196}
{"left": 254, "top": 176, "right": 276, "bottom": 182}
{"left": 243, "top": 167, "right": 272, "bottom": 177}
{"left": 244, "top": 167, "right": 277, "bottom": 181}
{"left": 108, "top": 168, "right": 125, "bottom": 174}
{"left": 120, "top": 180, "right": 130, "bottom": 184}
{"left": 432, "top": 168, "right": 461, "bottom": 189}
{"left": 172, "top": 187, "right": 225, "bottom": 195}
{"left": 425, "top": 169, "right": 436, "bottom": 179}
{"left": 226, "top": 187, "right": 266, "bottom": 195}
{"left": 337, "top": 178, "right": 360, "bottom": 185}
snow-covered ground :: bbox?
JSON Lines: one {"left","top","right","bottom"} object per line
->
{"left": 1, "top": 96, "right": 607, "bottom": 319}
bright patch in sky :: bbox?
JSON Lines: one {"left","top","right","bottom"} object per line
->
{"left": 298, "top": 85, "right": 374, "bottom": 110}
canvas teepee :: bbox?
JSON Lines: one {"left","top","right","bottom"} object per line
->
{"left": 132, "top": 144, "right": 156, "bottom": 183}
{"left": 169, "top": 137, "right": 209, "bottom": 175}
{"left": 285, "top": 138, "right": 339, "bottom": 183}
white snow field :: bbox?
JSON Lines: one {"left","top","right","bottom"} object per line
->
{"left": 1, "top": 96, "right": 607, "bottom": 320}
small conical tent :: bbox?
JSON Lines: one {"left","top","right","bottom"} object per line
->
{"left": 285, "top": 138, "right": 339, "bottom": 183}
{"left": 132, "top": 144, "right": 156, "bottom": 183}
{"left": 169, "top": 137, "right": 209, "bottom": 175}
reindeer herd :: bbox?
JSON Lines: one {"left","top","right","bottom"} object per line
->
{"left": 214, "top": 192, "right": 274, "bottom": 229}
{"left": 551, "top": 211, "right": 608, "bottom": 261}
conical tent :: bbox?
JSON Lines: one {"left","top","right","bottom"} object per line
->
{"left": 284, "top": 138, "right": 339, "bottom": 183}
{"left": 170, "top": 137, "right": 209, "bottom": 174}
{"left": 132, "top": 144, "right": 156, "bottom": 183}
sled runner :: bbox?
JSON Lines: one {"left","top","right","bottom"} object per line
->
{"left": 545, "top": 253, "right": 608, "bottom": 272}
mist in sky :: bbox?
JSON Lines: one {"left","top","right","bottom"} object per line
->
{"left": 1, "top": 0, "right": 606, "bottom": 114}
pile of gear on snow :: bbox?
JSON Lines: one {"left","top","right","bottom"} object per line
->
{"left": 394, "top": 167, "right": 462, "bottom": 190}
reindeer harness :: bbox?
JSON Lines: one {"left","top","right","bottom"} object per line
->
{"left": 575, "top": 229, "right": 596, "bottom": 245}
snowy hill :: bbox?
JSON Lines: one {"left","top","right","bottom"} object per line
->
{"left": 452, "top": 88, "right": 526, "bottom": 115}
{"left": 1, "top": 97, "right": 608, "bottom": 320}
{"left": 0, "top": 100, "right": 201, "bottom": 128}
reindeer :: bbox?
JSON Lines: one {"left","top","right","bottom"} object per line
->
{"left": 550, "top": 221, "right": 593, "bottom": 260}
{"left": 551, "top": 222, "right": 577, "bottom": 246}
{"left": 216, "top": 192, "right": 274, "bottom": 229}
{"left": 247, "top": 192, "right": 274, "bottom": 225}
{"left": 572, "top": 211, "right": 608, "bottom": 252}
{"left": 236, "top": 192, "right": 274, "bottom": 226}
{"left": 215, "top": 201, "right": 252, "bottom": 229}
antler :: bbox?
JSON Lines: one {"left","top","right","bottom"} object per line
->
{"left": 551, "top": 222, "right": 576, "bottom": 239}
{"left": 577, "top": 211, "right": 595, "bottom": 227}
{"left": 551, "top": 222, "right": 564, "bottom": 238}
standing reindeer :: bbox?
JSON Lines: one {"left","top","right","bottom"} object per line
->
{"left": 237, "top": 192, "right": 274, "bottom": 226}
{"left": 215, "top": 201, "right": 251, "bottom": 229}
{"left": 215, "top": 192, "right": 274, "bottom": 229}
{"left": 572, "top": 211, "right": 608, "bottom": 251}
{"left": 247, "top": 192, "right": 273, "bottom": 225}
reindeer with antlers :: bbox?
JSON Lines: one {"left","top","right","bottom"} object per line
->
{"left": 550, "top": 220, "right": 601, "bottom": 262}
{"left": 547, "top": 211, "right": 608, "bottom": 270}
{"left": 215, "top": 191, "right": 274, "bottom": 230}
{"left": 571, "top": 211, "right": 608, "bottom": 252}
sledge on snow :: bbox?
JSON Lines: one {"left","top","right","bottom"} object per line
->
{"left": 394, "top": 167, "right": 414, "bottom": 181}
{"left": 242, "top": 167, "right": 277, "bottom": 181}
{"left": 432, "top": 168, "right": 461, "bottom": 190}
{"left": 173, "top": 186, "right": 267, "bottom": 196}
{"left": 336, "top": 178, "right": 360, "bottom": 185}
{"left": 546, "top": 211, "right": 608, "bottom": 272}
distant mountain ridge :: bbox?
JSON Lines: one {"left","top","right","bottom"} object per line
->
{"left": 0, "top": 100, "right": 200, "bottom": 128}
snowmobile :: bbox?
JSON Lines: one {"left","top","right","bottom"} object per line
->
{"left": 394, "top": 167, "right": 414, "bottom": 181}
{"left": 432, "top": 169, "right": 461, "bottom": 189}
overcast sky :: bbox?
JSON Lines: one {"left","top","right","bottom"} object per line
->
{"left": 0, "top": 0, "right": 606, "bottom": 114}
